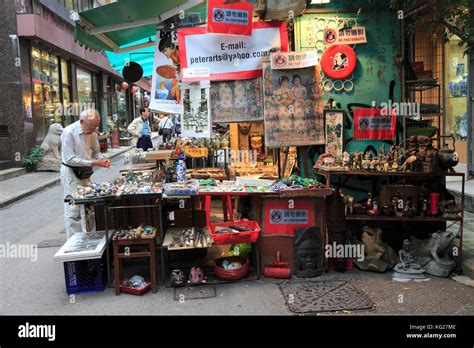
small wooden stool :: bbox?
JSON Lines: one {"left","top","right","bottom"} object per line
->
{"left": 201, "top": 195, "right": 233, "bottom": 226}
{"left": 113, "top": 238, "right": 157, "bottom": 295}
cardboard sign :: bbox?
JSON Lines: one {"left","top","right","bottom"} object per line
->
{"left": 324, "top": 26, "right": 367, "bottom": 46}
{"left": 178, "top": 21, "right": 288, "bottom": 81}
{"left": 207, "top": 0, "right": 253, "bottom": 36}
{"left": 270, "top": 51, "right": 318, "bottom": 70}
{"left": 353, "top": 108, "right": 397, "bottom": 140}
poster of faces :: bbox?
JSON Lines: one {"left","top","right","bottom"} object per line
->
{"left": 149, "top": 30, "right": 183, "bottom": 114}
{"left": 263, "top": 63, "right": 324, "bottom": 147}
{"left": 182, "top": 81, "right": 211, "bottom": 139}
{"left": 210, "top": 77, "right": 264, "bottom": 123}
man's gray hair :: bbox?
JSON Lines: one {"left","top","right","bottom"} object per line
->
{"left": 80, "top": 109, "right": 100, "bottom": 121}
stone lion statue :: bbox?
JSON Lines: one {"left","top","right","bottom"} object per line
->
{"left": 37, "top": 123, "right": 63, "bottom": 171}
{"left": 409, "top": 230, "right": 456, "bottom": 277}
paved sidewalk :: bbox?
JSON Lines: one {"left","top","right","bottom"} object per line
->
{"left": 447, "top": 177, "right": 474, "bottom": 213}
{"left": 0, "top": 145, "right": 132, "bottom": 208}
{"left": 0, "top": 132, "right": 161, "bottom": 208}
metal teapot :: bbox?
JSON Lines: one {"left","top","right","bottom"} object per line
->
{"left": 438, "top": 135, "right": 459, "bottom": 172}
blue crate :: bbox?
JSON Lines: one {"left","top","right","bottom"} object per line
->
{"left": 63, "top": 258, "right": 106, "bottom": 295}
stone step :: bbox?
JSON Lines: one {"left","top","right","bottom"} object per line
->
{"left": 448, "top": 183, "right": 474, "bottom": 213}
{"left": 0, "top": 167, "right": 27, "bottom": 181}
{"left": 0, "top": 160, "right": 13, "bottom": 171}
{"left": 462, "top": 258, "right": 474, "bottom": 279}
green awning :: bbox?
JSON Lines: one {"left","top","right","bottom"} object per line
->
{"left": 106, "top": 36, "right": 156, "bottom": 77}
{"left": 74, "top": 0, "right": 205, "bottom": 52}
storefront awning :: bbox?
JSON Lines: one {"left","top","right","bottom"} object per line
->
{"left": 105, "top": 36, "right": 156, "bottom": 77}
{"left": 74, "top": 0, "right": 205, "bottom": 52}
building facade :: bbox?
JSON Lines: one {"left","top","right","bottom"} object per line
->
{"left": 0, "top": 0, "right": 150, "bottom": 169}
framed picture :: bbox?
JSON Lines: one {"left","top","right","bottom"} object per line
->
{"left": 324, "top": 110, "right": 344, "bottom": 157}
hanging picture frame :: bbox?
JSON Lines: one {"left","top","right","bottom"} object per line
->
{"left": 324, "top": 110, "right": 344, "bottom": 157}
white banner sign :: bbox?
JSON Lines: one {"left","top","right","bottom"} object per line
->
{"left": 149, "top": 30, "right": 183, "bottom": 114}
{"left": 270, "top": 51, "right": 318, "bottom": 70}
{"left": 178, "top": 21, "right": 288, "bottom": 81}
{"left": 182, "top": 67, "right": 211, "bottom": 80}
{"left": 324, "top": 26, "right": 367, "bottom": 46}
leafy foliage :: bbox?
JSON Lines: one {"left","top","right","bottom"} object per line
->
{"left": 390, "top": 0, "right": 474, "bottom": 55}
{"left": 23, "top": 146, "right": 44, "bottom": 171}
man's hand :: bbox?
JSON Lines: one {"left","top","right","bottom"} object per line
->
{"left": 93, "top": 159, "right": 111, "bottom": 168}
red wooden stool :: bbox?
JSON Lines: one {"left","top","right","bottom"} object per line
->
{"left": 201, "top": 195, "right": 233, "bottom": 226}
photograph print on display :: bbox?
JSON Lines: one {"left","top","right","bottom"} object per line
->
{"left": 182, "top": 81, "right": 211, "bottom": 139}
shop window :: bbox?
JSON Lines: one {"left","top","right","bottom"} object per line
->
{"left": 58, "top": 0, "right": 75, "bottom": 11}
{"left": 61, "top": 59, "right": 73, "bottom": 126}
{"left": 16, "top": 0, "right": 32, "bottom": 13}
{"left": 76, "top": 67, "right": 94, "bottom": 109}
{"left": 32, "top": 47, "right": 61, "bottom": 144}
{"left": 444, "top": 35, "right": 468, "bottom": 165}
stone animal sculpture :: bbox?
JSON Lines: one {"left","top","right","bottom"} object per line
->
{"left": 408, "top": 230, "right": 456, "bottom": 277}
{"left": 37, "top": 123, "right": 63, "bottom": 171}
{"left": 354, "top": 225, "right": 397, "bottom": 272}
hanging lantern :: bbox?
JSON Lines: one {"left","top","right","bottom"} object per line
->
{"left": 131, "top": 85, "right": 139, "bottom": 94}
{"left": 121, "top": 81, "right": 129, "bottom": 90}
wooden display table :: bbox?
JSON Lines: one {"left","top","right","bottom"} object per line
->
{"left": 113, "top": 237, "right": 157, "bottom": 295}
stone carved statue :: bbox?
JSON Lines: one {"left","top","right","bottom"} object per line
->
{"left": 408, "top": 230, "right": 456, "bottom": 277}
{"left": 37, "top": 123, "right": 63, "bottom": 171}
{"left": 294, "top": 227, "right": 323, "bottom": 278}
{"left": 399, "top": 240, "right": 419, "bottom": 270}
{"left": 354, "top": 225, "right": 397, "bottom": 272}
{"left": 392, "top": 239, "right": 429, "bottom": 282}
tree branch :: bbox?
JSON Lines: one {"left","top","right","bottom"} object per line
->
{"left": 438, "top": 16, "right": 474, "bottom": 46}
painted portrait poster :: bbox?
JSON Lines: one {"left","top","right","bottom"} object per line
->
{"left": 149, "top": 30, "right": 183, "bottom": 114}
{"left": 210, "top": 77, "right": 263, "bottom": 123}
{"left": 263, "top": 63, "right": 324, "bottom": 147}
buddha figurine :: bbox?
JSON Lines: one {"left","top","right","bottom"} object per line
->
{"left": 398, "top": 240, "right": 421, "bottom": 271}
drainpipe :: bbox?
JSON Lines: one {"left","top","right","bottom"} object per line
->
{"left": 469, "top": 8, "right": 474, "bottom": 179}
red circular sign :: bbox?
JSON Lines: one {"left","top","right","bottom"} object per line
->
{"left": 324, "top": 29, "right": 337, "bottom": 44}
{"left": 320, "top": 44, "right": 357, "bottom": 80}
{"left": 272, "top": 53, "right": 287, "bottom": 68}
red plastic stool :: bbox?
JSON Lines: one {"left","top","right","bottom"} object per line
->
{"left": 201, "top": 195, "right": 233, "bottom": 226}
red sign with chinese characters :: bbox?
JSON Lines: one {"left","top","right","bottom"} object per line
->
{"left": 263, "top": 199, "right": 314, "bottom": 235}
{"left": 353, "top": 108, "right": 397, "bottom": 140}
{"left": 207, "top": 0, "right": 253, "bottom": 36}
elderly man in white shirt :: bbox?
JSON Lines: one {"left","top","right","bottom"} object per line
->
{"left": 61, "top": 109, "right": 110, "bottom": 238}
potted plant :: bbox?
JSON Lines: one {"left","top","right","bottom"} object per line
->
{"left": 23, "top": 146, "right": 44, "bottom": 171}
